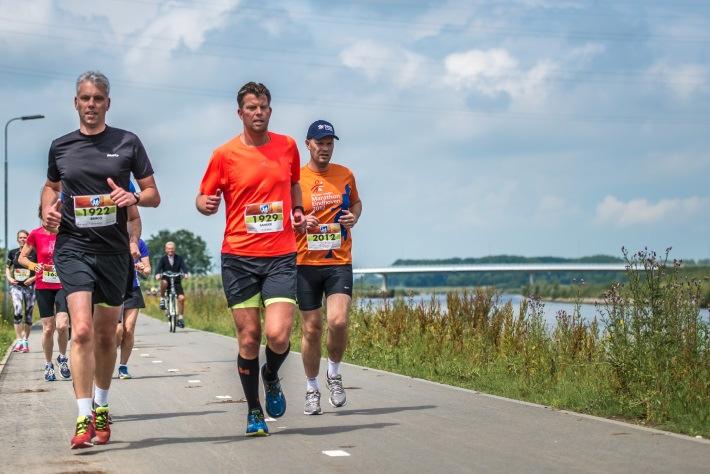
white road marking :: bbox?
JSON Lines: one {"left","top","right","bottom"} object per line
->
{"left": 152, "top": 360, "right": 163, "bottom": 364}
{"left": 265, "top": 417, "right": 276, "bottom": 422}
{"left": 168, "top": 368, "right": 180, "bottom": 372}
{"left": 322, "top": 450, "right": 350, "bottom": 457}
{"left": 140, "top": 353, "right": 150, "bottom": 357}
{"left": 188, "top": 380, "right": 201, "bottom": 383}
{"left": 215, "top": 395, "right": 232, "bottom": 399}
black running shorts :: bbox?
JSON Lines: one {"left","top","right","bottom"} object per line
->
{"left": 161, "top": 277, "right": 184, "bottom": 296}
{"left": 123, "top": 285, "right": 146, "bottom": 310}
{"left": 36, "top": 288, "right": 69, "bottom": 318}
{"left": 55, "top": 248, "right": 132, "bottom": 307}
{"left": 221, "top": 253, "right": 296, "bottom": 308}
{"left": 296, "top": 264, "right": 353, "bottom": 311}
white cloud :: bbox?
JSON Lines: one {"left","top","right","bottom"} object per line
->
{"left": 647, "top": 61, "right": 708, "bottom": 99}
{"left": 112, "top": 0, "right": 239, "bottom": 68}
{"left": 595, "top": 195, "right": 710, "bottom": 226}
{"left": 339, "top": 40, "right": 426, "bottom": 88}
{"left": 443, "top": 48, "right": 557, "bottom": 105}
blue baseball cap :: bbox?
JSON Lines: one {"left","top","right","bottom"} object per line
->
{"left": 306, "top": 120, "right": 339, "bottom": 140}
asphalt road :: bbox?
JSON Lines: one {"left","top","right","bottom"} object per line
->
{"left": 0, "top": 314, "right": 707, "bottom": 473}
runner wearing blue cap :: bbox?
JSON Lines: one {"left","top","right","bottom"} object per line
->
{"left": 296, "top": 120, "right": 362, "bottom": 415}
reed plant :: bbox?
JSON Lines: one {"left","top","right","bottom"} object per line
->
{"left": 143, "top": 249, "right": 709, "bottom": 437}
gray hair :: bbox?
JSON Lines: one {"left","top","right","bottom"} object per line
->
{"left": 76, "top": 71, "right": 110, "bottom": 96}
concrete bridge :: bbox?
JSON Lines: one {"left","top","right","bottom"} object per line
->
{"left": 353, "top": 263, "right": 630, "bottom": 292}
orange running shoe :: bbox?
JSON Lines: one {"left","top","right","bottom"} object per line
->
{"left": 93, "top": 405, "right": 111, "bottom": 445}
{"left": 70, "top": 416, "right": 95, "bottom": 449}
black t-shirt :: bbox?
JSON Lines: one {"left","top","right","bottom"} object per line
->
{"left": 5, "top": 247, "right": 37, "bottom": 283}
{"left": 47, "top": 126, "right": 154, "bottom": 254}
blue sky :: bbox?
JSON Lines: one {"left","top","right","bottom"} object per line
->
{"left": 1, "top": 0, "right": 709, "bottom": 268}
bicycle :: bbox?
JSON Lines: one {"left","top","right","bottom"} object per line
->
{"left": 162, "top": 272, "right": 184, "bottom": 332}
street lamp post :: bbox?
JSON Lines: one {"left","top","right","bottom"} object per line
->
{"left": 3, "top": 114, "right": 45, "bottom": 318}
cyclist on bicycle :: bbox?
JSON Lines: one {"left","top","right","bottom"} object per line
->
{"left": 155, "top": 241, "right": 189, "bottom": 328}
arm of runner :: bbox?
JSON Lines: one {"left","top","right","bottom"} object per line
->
{"left": 291, "top": 182, "right": 306, "bottom": 232}
{"left": 136, "top": 255, "right": 151, "bottom": 277}
{"left": 5, "top": 264, "right": 17, "bottom": 286}
{"left": 135, "top": 175, "right": 161, "bottom": 207}
{"left": 24, "top": 275, "right": 36, "bottom": 286}
{"left": 196, "top": 189, "right": 222, "bottom": 215}
{"left": 18, "top": 243, "right": 41, "bottom": 273}
{"left": 41, "top": 180, "right": 62, "bottom": 231}
{"left": 339, "top": 200, "right": 362, "bottom": 229}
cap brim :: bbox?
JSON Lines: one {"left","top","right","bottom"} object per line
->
{"left": 309, "top": 133, "right": 339, "bottom": 140}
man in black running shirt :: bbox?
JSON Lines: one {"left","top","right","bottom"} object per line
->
{"left": 41, "top": 71, "right": 161, "bottom": 449}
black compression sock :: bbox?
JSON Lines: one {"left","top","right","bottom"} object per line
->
{"left": 237, "top": 355, "right": 262, "bottom": 412}
{"left": 264, "top": 343, "right": 290, "bottom": 381}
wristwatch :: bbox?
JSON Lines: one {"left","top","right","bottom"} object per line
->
{"left": 132, "top": 191, "right": 141, "bottom": 204}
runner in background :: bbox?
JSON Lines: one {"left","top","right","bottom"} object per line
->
{"left": 296, "top": 120, "right": 362, "bottom": 414}
{"left": 6, "top": 229, "right": 36, "bottom": 353}
{"left": 116, "top": 236, "right": 150, "bottom": 379}
{"left": 19, "top": 210, "right": 71, "bottom": 382}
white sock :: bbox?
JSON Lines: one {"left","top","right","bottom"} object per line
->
{"left": 306, "top": 377, "right": 320, "bottom": 392}
{"left": 327, "top": 359, "right": 341, "bottom": 378}
{"left": 178, "top": 315, "right": 184, "bottom": 320}
{"left": 94, "top": 387, "right": 109, "bottom": 406}
{"left": 77, "top": 398, "right": 93, "bottom": 418}
{"left": 119, "top": 364, "right": 127, "bottom": 369}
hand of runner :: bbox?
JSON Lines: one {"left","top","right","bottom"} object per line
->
{"left": 23, "top": 278, "right": 34, "bottom": 286}
{"left": 43, "top": 200, "right": 62, "bottom": 232}
{"left": 107, "top": 178, "right": 138, "bottom": 207}
{"left": 204, "top": 189, "right": 222, "bottom": 214}
{"left": 129, "top": 241, "right": 140, "bottom": 259}
{"left": 155, "top": 274, "right": 161, "bottom": 280}
{"left": 8, "top": 278, "right": 17, "bottom": 286}
{"left": 292, "top": 207, "right": 307, "bottom": 233}
{"left": 338, "top": 210, "right": 358, "bottom": 228}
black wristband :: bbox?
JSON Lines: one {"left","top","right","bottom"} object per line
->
{"left": 132, "top": 191, "right": 141, "bottom": 204}
{"left": 293, "top": 205, "right": 304, "bottom": 214}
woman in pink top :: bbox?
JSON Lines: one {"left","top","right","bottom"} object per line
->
{"left": 19, "top": 212, "right": 71, "bottom": 382}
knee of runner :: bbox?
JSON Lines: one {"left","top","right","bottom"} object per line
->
{"left": 327, "top": 316, "right": 349, "bottom": 333}
{"left": 42, "top": 320, "right": 56, "bottom": 333}
{"left": 302, "top": 321, "right": 323, "bottom": 341}
{"left": 13, "top": 314, "right": 23, "bottom": 325}
{"left": 265, "top": 333, "right": 291, "bottom": 352}
{"left": 56, "top": 320, "right": 69, "bottom": 332}
{"left": 123, "top": 326, "right": 135, "bottom": 338}
{"left": 71, "top": 325, "right": 92, "bottom": 345}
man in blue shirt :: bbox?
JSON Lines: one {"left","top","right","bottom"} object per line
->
{"left": 115, "top": 237, "right": 150, "bottom": 379}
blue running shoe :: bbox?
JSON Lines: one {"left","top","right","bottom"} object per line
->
{"left": 44, "top": 363, "right": 56, "bottom": 382}
{"left": 261, "top": 364, "right": 286, "bottom": 418}
{"left": 118, "top": 365, "right": 132, "bottom": 379}
{"left": 57, "top": 355, "right": 71, "bottom": 379}
{"left": 246, "top": 409, "right": 269, "bottom": 437}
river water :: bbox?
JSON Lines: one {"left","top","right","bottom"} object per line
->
{"left": 358, "top": 293, "right": 710, "bottom": 328}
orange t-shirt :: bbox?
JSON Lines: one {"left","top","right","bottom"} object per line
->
{"left": 296, "top": 163, "right": 360, "bottom": 266}
{"left": 200, "top": 132, "right": 300, "bottom": 257}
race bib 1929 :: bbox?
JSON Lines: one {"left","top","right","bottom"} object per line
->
{"left": 244, "top": 201, "right": 284, "bottom": 234}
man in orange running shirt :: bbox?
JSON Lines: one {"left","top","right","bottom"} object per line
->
{"left": 296, "top": 120, "right": 362, "bottom": 415}
{"left": 196, "top": 82, "right": 306, "bottom": 436}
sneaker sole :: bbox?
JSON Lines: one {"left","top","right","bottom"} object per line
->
{"left": 119, "top": 375, "right": 132, "bottom": 379}
{"left": 304, "top": 409, "right": 322, "bottom": 415}
{"left": 328, "top": 398, "right": 347, "bottom": 408}
{"left": 246, "top": 429, "right": 269, "bottom": 437}
{"left": 71, "top": 440, "right": 94, "bottom": 449}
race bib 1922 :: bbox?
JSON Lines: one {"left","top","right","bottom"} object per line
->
{"left": 74, "top": 194, "right": 117, "bottom": 228}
